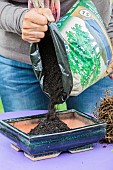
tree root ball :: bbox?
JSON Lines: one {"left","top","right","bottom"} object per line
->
{"left": 97, "top": 89, "right": 113, "bottom": 143}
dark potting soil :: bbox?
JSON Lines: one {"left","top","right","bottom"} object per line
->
{"left": 29, "top": 28, "right": 69, "bottom": 135}
{"left": 38, "top": 28, "right": 67, "bottom": 111}
{"left": 28, "top": 116, "right": 70, "bottom": 135}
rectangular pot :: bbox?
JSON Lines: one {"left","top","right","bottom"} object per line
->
{"left": 0, "top": 109, "right": 106, "bottom": 158}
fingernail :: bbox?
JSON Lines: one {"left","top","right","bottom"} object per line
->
{"left": 106, "top": 67, "right": 113, "bottom": 74}
{"left": 48, "top": 15, "right": 55, "bottom": 21}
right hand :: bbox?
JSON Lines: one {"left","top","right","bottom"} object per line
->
{"left": 22, "top": 8, "right": 55, "bottom": 43}
{"left": 106, "top": 38, "right": 113, "bottom": 80}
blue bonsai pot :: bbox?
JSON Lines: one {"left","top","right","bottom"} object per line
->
{"left": 0, "top": 109, "right": 106, "bottom": 159}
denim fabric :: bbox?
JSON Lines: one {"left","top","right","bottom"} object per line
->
{"left": 0, "top": 55, "right": 113, "bottom": 113}
{"left": 0, "top": 56, "right": 50, "bottom": 112}
{"left": 67, "top": 76, "right": 113, "bottom": 114}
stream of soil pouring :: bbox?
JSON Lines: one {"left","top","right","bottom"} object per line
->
{"left": 97, "top": 90, "right": 113, "bottom": 143}
{"left": 28, "top": 29, "right": 70, "bottom": 135}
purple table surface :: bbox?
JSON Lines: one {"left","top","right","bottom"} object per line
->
{"left": 0, "top": 110, "right": 113, "bottom": 170}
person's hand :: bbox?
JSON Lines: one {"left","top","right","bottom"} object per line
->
{"left": 106, "top": 38, "right": 113, "bottom": 79}
{"left": 29, "top": 0, "right": 60, "bottom": 21}
{"left": 107, "top": 59, "right": 113, "bottom": 79}
{"left": 22, "top": 8, "right": 55, "bottom": 43}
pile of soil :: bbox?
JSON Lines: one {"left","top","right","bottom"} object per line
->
{"left": 29, "top": 29, "right": 70, "bottom": 135}
{"left": 29, "top": 116, "right": 70, "bottom": 135}
{"left": 97, "top": 89, "right": 113, "bottom": 143}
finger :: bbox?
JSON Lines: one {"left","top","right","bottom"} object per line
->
{"left": 24, "top": 37, "right": 41, "bottom": 43}
{"left": 106, "top": 58, "right": 113, "bottom": 79}
{"left": 37, "top": 8, "right": 55, "bottom": 22}
{"left": 107, "top": 63, "right": 113, "bottom": 74}
{"left": 22, "top": 22, "right": 48, "bottom": 31}
{"left": 30, "top": 25, "right": 48, "bottom": 32}
{"left": 106, "top": 67, "right": 113, "bottom": 75}
{"left": 26, "top": 32, "right": 45, "bottom": 39}
{"left": 23, "top": 9, "right": 48, "bottom": 25}
{"left": 109, "top": 72, "right": 113, "bottom": 79}
{"left": 22, "top": 31, "right": 45, "bottom": 40}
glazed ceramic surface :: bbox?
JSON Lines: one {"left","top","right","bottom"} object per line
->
{"left": 0, "top": 109, "right": 106, "bottom": 157}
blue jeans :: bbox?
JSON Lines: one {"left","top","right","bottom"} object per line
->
{"left": 67, "top": 76, "right": 113, "bottom": 113}
{"left": 0, "top": 55, "right": 113, "bottom": 113}
{"left": 0, "top": 56, "right": 50, "bottom": 112}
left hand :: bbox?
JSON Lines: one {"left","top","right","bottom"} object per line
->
{"left": 106, "top": 38, "right": 113, "bottom": 80}
{"left": 107, "top": 60, "right": 113, "bottom": 79}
